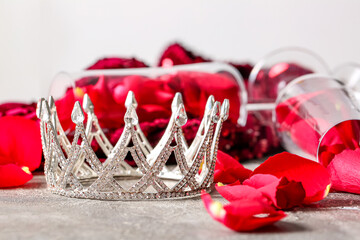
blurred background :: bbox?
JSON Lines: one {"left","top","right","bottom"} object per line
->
{"left": 0, "top": 0, "right": 359, "bottom": 103}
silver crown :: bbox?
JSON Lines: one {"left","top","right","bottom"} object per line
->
{"left": 37, "top": 91, "right": 229, "bottom": 200}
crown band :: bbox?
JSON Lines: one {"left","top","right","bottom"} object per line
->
{"left": 37, "top": 91, "right": 229, "bottom": 200}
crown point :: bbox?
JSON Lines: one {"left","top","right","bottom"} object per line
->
{"left": 41, "top": 100, "right": 51, "bottom": 122}
{"left": 175, "top": 103, "right": 188, "bottom": 126}
{"left": 171, "top": 93, "right": 184, "bottom": 112}
{"left": 125, "top": 91, "right": 138, "bottom": 109}
{"left": 206, "top": 95, "right": 215, "bottom": 108}
{"left": 124, "top": 106, "right": 139, "bottom": 125}
{"left": 220, "top": 99, "right": 230, "bottom": 121}
{"left": 211, "top": 102, "right": 221, "bottom": 123}
{"left": 71, "top": 101, "right": 85, "bottom": 124}
{"left": 83, "top": 94, "right": 94, "bottom": 113}
{"left": 172, "top": 93, "right": 187, "bottom": 126}
{"left": 36, "top": 98, "right": 45, "bottom": 119}
{"left": 48, "top": 96, "right": 56, "bottom": 112}
{"left": 204, "top": 95, "right": 215, "bottom": 115}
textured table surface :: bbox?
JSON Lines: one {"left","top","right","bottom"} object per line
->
{"left": 1, "top": 161, "right": 360, "bottom": 240}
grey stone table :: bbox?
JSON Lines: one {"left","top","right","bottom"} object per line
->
{"left": 1, "top": 160, "right": 360, "bottom": 240}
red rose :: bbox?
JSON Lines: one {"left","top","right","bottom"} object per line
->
{"left": 87, "top": 57, "right": 148, "bottom": 70}
{"left": 0, "top": 102, "right": 37, "bottom": 120}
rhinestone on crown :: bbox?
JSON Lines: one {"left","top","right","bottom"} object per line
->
{"left": 37, "top": 91, "right": 229, "bottom": 200}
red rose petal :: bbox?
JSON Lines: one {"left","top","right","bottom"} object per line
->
{"left": 276, "top": 177, "right": 306, "bottom": 209}
{"left": 215, "top": 184, "right": 267, "bottom": 203}
{"left": 327, "top": 149, "right": 360, "bottom": 194}
{"left": 243, "top": 174, "right": 280, "bottom": 207}
{"left": 219, "top": 174, "right": 305, "bottom": 209}
{"left": 0, "top": 164, "right": 33, "bottom": 188}
{"left": 201, "top": 191, "right": 286, "bottom": 232}
{"left": 243, "top": 174, "right": 279, "bottom": 189}
{"left": 0, "top": 116, "right": 42, "bottom": 171}
{"left": 214, "top": 151, "right": 252, "bottom": 184}
{"left": 252, "top": 152, "right": 331, "bottom": 203}
{"left": 243, "top": 174, "right": 305, "bottom": 209}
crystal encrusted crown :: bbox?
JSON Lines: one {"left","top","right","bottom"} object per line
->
{"left": 37, "top": 91, "right": 229, "bottom": 200}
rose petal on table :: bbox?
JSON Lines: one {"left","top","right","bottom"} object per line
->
{"left": 218, "top": 174, "right": 305, "bottom": 209}
{"left": 215, "top": 184, "right": 267, "bottom": 203}
{"left": 242, "top": 174, "right": 280, "bottom": 206}
{"left": 275, "top": 177, "right": 306, "bottom": 209}
{"left": 201, "top": 191, "right": 286, "bottom": 232}
{"left": 0, "top": 164, "right": 33, "bottom": 188}
{"left": 243, "top": 174, "right": 279, "bottom": 189}
{"left": 252, "top": 152, "right": 331, "bottom": 203}
{"left": 327, "top": 149, "right": 360, "bottom": 194}
{"left": 244, "top": 174, "right": 306, "bottom": 210}
{"left": 0, "top": 116, "right": 42, "bottom": 171}
{"left": 214, "top": 151, "right": 252, "bottom": 184}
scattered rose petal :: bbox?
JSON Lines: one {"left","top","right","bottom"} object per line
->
{"left": 0, "top": 164, "right": 33, "bottom": 188}
{"left": 216, "top": 174, "right": 305, "bottom": 209}
{"left": 0, "top": 116, "right": 42, "bottom": 171}
{"left": 215, "top": 184, "right": 268, "bottom": 203}
{"left": 244, "top": 174, "right": 305, "bottom": 209}
{"left": 0, "top": 116, "right": 41, "bottom": 188}
{"left": 214, "top": 151, "right": 252, "bottom": 184}
{"left": 252, "top": 152, "right": 331, "bottom": 203}
{"left": 201, "top": 191, "right": 286, "bottom": 232}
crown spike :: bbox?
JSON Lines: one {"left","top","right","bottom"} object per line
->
{"left": 205, "top": 95, "right": 215, "bottom": 113}
{"left": 71, "top": 101, "right": 85, "bottom": 124}
{"left": 171, "top": 93, "right": 188, "bottom": 126}
{"left": 48, "top": 96, "right": 56, "bottom": 113}
{"left": 83, "top": 94, "right": 94, "bottom": 114}
{"left": 211, "top": 102, "right": 221, "bottom": 123}
{"left": 124, "top": 106, "right": 139, "bottom": 125}
{"left": 175, "top": 103, "right": 188, "bottom": 126}
{"left": 36, "top": 98, "right": 45, "bottom": 119}
{"left": 40, "top": 99, "right": 51, "bottom": 122}
{"left": 125, "top": 91, "right": 138, "bottom": 109}
{"left": 171, "top": 93, "right": 184, "bottom": 112}
{"left": 220, "top": 99, "right": 230, "bottom": 121}
{"left": 203, "top": 95, "right": 215, "bottom": 122}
